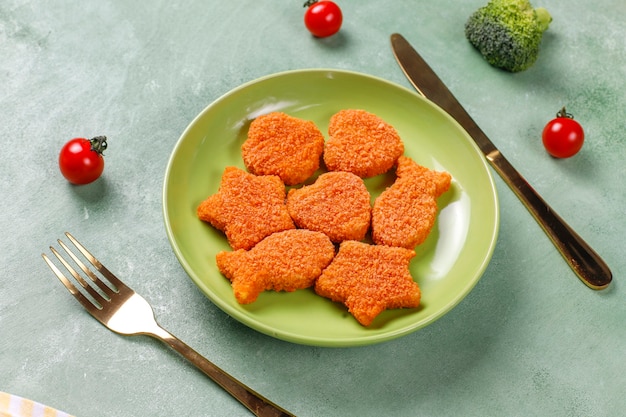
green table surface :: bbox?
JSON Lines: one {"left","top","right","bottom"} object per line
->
{"left": 1, "top": 1, "right": 624, "bottom": 416}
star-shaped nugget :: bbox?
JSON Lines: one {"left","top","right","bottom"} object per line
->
{"left": 197, "top": 166, "right": 295, "bottom": 250}
{"left": 372, "top": 156, "right": 451, "bottom": 249}
{"left": 217, "top": 229, "right": 336, "bottom": 304}
{"left": 315, "top": 241, "right": 419, "bottom": 326}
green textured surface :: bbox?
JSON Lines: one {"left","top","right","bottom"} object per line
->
{"left": 1, "top": 1, "right": 624, "bottom": 416}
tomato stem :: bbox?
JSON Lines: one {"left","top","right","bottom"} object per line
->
{"left": 89, "top": 136, "right": 108, "bottom": 155}
{"left": 556, "top": 106, "right": 574, "bottom": 119}
{"left": 303, "top": 0, "right": 318, "bottom": 7}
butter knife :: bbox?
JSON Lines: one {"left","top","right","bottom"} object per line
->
{"left": 391, "top": 33, "right": 612, "bottom": 290}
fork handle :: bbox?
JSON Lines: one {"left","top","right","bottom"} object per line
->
{"left": 150, "top": 326, "right": 295, "bottom": 417}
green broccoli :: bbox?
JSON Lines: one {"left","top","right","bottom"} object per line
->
{"left": 465, "top": 0, "right": 552, "bottom": 72}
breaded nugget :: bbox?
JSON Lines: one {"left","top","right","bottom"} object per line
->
{"left": 323, "top": 109, "right": 404, "bottom": 178}
{"left": 216, "top": 229, "right": 336, "bottom": 304}
{"left": 197, "top": 166, "right": 295, "bottom": 250}
{"left": 315, "top": 241, "right": 419, "bottom": 326}
{"left": 287, "top": 171, "right": 371, "bottom": 243}
{"left": 242, "top": 112, "right": 325, "bottom": 186}
{"left": 371, "top": 156, "right": 451, "bottom": 249}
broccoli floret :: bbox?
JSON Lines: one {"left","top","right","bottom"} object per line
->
{"left": 465, "top": 0, "right": 552, "bottom": 72}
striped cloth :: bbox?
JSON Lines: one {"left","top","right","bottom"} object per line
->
{"left": 0, "top": 393, "right": 74, "bottom": 417}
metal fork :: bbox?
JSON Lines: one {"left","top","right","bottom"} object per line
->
{"left": 42, "top": 232, "right": 295, "bottom": 417}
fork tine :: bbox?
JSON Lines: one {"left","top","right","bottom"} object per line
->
{"left": 48, "top": 246, "right": 107, "bottom": 308}
{"left": 42, "top": 252, "right": 102, "bottom": 312}
{"left": 57, "top": 239, "right": 116, "bottom": 300}
{"left": 58, "top": 240, "right": 99, "bottom": 283}
{"left": 65, "top": 232, "right": 125, "bottom": 291}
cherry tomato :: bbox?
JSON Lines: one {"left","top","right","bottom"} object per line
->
{"left": 542, "top": 107, "right": 584, "bottom": 158}
{"left": 303, "top": 0, "right": 342, "bottom": 38}
{"left": 59, "top": 136, "right": 107, "bottom": 184}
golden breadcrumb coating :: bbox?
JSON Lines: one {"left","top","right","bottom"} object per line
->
{"left": 287, "top": 171, "right": 371, "bottom": 243}
{"left": 315, "top": 241, "right": 419, "bottom": 326}
{"left": 242, "top": 112, "right": 325, "bottom": 186}
{"left": 323, "top": 109, "right": 404, "bottom": 178}
{"left": 372, "top": 156, "right": 451, "bottom": 249}
{"left": 216, "top": 229, "right": 336, "bottom": 304}
{"left": 197, "top": 166, "right": 295, "bottom": 250}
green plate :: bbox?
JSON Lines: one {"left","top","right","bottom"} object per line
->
{"left": 163, "top": 69, "right": 499, "bottom": 347}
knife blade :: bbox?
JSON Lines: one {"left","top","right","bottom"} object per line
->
{"left": 390, "top": 33, "right": 612, "bottom": 290}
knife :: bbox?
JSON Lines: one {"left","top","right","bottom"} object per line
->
{"left": 390, "top": 33, "right": 612, "bottom": 290}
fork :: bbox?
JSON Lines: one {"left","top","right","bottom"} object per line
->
{"left": 42, "top": 232, "right": 295, "bottom": 417}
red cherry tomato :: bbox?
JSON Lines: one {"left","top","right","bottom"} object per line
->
{"left": 59, "top": 136, "right": 107, "bottom": 184}
{"left": 303, "top": 0, "right": 342, "bottom": 38}
{"left": 542, "top": 108, "right": 584, "bottom": 158}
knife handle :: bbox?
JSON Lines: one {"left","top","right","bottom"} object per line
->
{"left": 449, "top": 99, "right": 611, "bottom": 289}
{"left": 452, "top": 106, "right": 612, "bottom": 289}
{"left": 486, "top": 147, "right": 612, "bottom": 289}
{"left": 450, "top": 104, "right": 611, "bottom": 289}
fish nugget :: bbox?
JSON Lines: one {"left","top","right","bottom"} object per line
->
{"left": 216, "top": 229, "right": 336, "bottom": 304}
{"left": 372, "top": 156, "right": 451, "bottom": 249}
{"left": 197, "top": 166, "right": 295, "bottom": 250}
{"left": 323, "top": 109, "right": 404, "bottom": 178}
{"left": 315, "top": 241, "right": 419, "bottom": 326}
{"left": 242, "top": 112, "right": 325, "bottom": 186}
{"left": 287, "top": 171, "right": 371, "bottom": 243}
